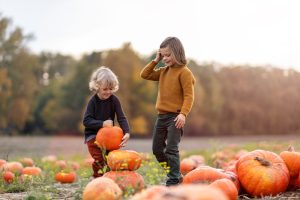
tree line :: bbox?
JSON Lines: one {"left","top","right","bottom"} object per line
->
{"left": 1, "top": 15, "right": 300, "bottom": 137}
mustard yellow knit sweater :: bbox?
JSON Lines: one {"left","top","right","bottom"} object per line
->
{"left": 140, "top": 61, "right": 195, "bottom": 117}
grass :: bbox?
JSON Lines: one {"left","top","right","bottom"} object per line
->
{"left": 1, "top": 140, "right": 300, "bottom": 199}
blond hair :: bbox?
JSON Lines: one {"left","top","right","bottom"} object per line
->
{"left": 160, "top": 37, "right": 187, "bottom": 65}
{"left": 89, "top": 66, "right": 119, "bottom": 93}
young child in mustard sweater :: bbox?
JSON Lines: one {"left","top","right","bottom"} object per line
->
{"left": 140, "top": 37, "right": 195, "bottom": 186}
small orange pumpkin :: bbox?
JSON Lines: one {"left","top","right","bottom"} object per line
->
{"left": 95, "top": 126, "right": 123, "bottom": 150}
{"left": 19, "top": 157, "right": 34, "bottom": 167}
{"left": 280, "top": 146, "right": 300, "bottom": 178}
{"left": 55, "top": 172, "right": 77, "bottom": 184}
{"left": 236, "top": 149, "right": 289, "bottom": 197}
{"left": 107, "top": 150, "right": 142, "bottom": 171}
{"left": 69, "top": 161, "right": 80, "bottom": 171}
{"left": 55, "top": 160, "right": 68, "bottom": 169}
{"left": 2, "top": 171, "right": 14, "bottom": 183}
{"left": 83, "top": 177, "right": 122, "bottom": 200}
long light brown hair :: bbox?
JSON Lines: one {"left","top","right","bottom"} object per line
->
{"left": 160, "top": 37, "right": 187, "bottom": 65}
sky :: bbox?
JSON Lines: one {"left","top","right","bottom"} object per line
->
{"left": 1, "top": 0, "right": 300, "bottom": 71}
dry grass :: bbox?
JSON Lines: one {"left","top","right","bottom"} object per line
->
{"left": 1, "top": 135, "right": 300, "bottom": 199}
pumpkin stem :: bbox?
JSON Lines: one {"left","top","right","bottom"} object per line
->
{"left": 254, "top": 156, "right": 271, "bottom": 166}
{"left": 288, "top": 145, "right": 295, "bottom": 152}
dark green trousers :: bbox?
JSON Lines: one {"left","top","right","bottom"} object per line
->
{"left": 152, "top": 113, "right": 183, "bottom": 185}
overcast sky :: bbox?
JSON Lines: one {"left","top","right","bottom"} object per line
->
{"left": 1, "top": 0, "right": 300, "bottom": 71}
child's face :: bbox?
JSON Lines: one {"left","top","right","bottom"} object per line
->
{"left": 160, "top": 47, "right": 175, "bottom": 67}
{"left": 98, "top": 86, "right": 113, "bottom": 100}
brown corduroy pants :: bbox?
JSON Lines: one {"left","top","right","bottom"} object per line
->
{"left": 86, "top": 138, "right": 109, "bottom": 178}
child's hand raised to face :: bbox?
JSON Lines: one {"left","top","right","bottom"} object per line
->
{"left": 154, "top": 50, "right": 162, "bottom": 63}
{"left": 120, "top": 133, "right": 130, "bottom": 148}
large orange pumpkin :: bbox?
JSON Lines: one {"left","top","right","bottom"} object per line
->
{"left": 210, "top": 178, "right": 238, "bottom": 200}
{"left": 103, "top": 171, "right": 145, "bottom": 192}
{"left": 107, "top": 150, "right": 142, "bottom": 171}
{"left": 83, "top": 177, "right": 122, "bottom": 200}
{"left": 95, "top": 126, "right": 123, "bottom": 150}
{"left": 236, "top": 149, "right": 289, "bottom": 197}
{"left": 55, "top": 172, "right": 77, "bottom": 184}
{"left": 280, "top": 146, "right": 300, "bottom": 178}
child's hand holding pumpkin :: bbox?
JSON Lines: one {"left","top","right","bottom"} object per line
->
{"left": 103, "top": 120, "right": 113, "bottom": 127}
{"left": 120, "top": 133, "right": 130, "bottom": 147}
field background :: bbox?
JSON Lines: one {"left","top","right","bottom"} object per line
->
{"left": 1, "top": 135, "right": 300, "bottom": 200}
{"left": 1, "top": 134, "right": 299, "bottom": 159}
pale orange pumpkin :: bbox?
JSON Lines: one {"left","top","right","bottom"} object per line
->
{"left": 55, "top": 160, "right": 68, "bottom": 169}
{"left": 69, "top": 161, "right": 80, "bottom": 170}
{"left": 280, "top": 146, "right": 300, "bottom": 178}
{"left": 0, "top": 159, "right": 7, "bottom": 168}
{"left": 22, "top": 167, "right": 42, "bottom": 176}
{"left": 130, "top": 185, "right": 168, "bottom": 200}
{"left": 154, "top": 184, "right": 229, "bottom": 200}
{"left": 54, "top": 172, "right": 77, "bottom": 184}
{"left": 210, "top": 178, "right": 238, "bottom": 200}
{"left": 236, "top": 149, "right": 289, "bottom": 197}
{"left": 107, "top": 150, "right": 142, "bottom": 171}
{"left": 95, "top": 126, "right": 123, "bottom": 150}
{"left": 19, "top": 157, "right": 34, "bottom": 167}
{"left": 2, "top": 162, "right": 23, "bottom": 174}
{"left": 103, "top": 171, "right": 145, "bottom": 192}
{"left": 83, "top": 177, "right": 122, "bottom": 200}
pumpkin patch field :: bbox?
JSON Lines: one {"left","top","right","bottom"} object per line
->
{"left": 1, "top": 136, "right": 300, "bottom": 200}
